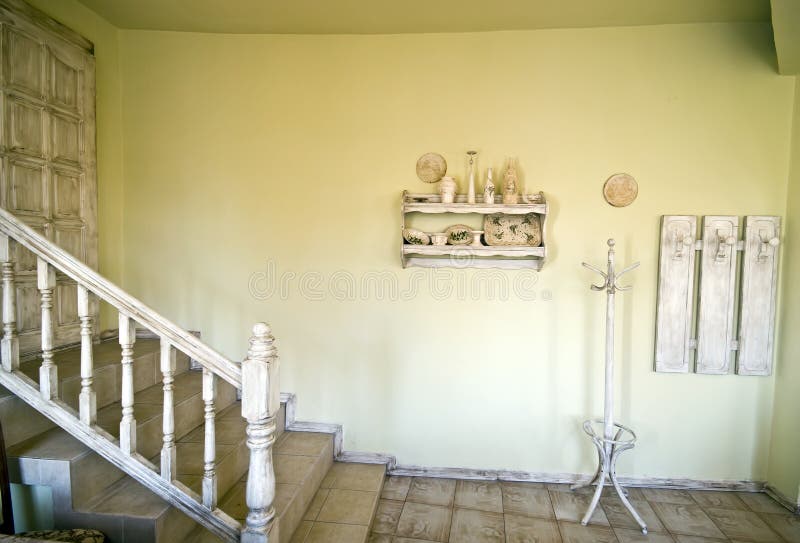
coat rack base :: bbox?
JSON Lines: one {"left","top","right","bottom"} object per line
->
{"left": 572, "top": 419, "right": 647, "bottom": 534}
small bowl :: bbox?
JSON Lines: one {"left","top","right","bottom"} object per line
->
{"left": 430, "top": 233, "right": 447, "bottom": 246}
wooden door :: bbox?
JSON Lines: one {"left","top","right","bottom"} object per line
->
{"left": 0, "top": 0, "right": 97, "bottom": 354}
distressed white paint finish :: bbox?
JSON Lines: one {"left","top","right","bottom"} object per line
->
{"left": 696, "top": 216, "right": 739, "bottom": 374}
{"left": 0, "top": 2, "right": 99, "bottom": 355}
{"left": 388, "top": 463, "right": 766, "bottom": 492}
{"left": 160, "top": 339, "right": 177, "bottom": 481}
{"left": 401, "top": 191, "right": 548, "bottom": 269}
{"left": 655, "top": 216, "right": 697, "bottom": 373}
{"left": 77, "top": 285, "right": 96, "bottom": 424}
{"left": 737, "top": 216, "right": 781, "bottom": 376}
{"left": 241, "top": 323, "right": 279, "bottom": 543}
{"left": 0, "top": 4, "right": 255, "bottom": 540}
{"left": 202, "top": 369, "right": 217, "bottom": 508}
{"left": 0, "top": 208, "right": 239, "bottom": 385}
{"left": 0, "top": 368, "right": 242, "bottom": 541}
{"left": 0, "top": 235, "right": 19, "bottom": 371}
{"left": 37, "top": 258, "right": 56, "bottom": 399}
{"left": 118, "top": 314, "right": 137, "bottom": 454}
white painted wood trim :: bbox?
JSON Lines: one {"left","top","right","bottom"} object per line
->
{"left": 764, "top": 484, "right": 800, "bottom": 514}
{"left": 0, "top": 208, "right": 241, "bottom": 386}
{"left": 403, "top": 193, "right": 547, "bottom": 215}
{"left": 0, "top": 369, "right": 242, "bottom": 541}
{"left": 0, "top": 0, "right": 94, "bottom": 53}
{"left": 337, "top": 450, "right": 397, "bottom": 470}
{"left": 387, "top": 463, "right": 765, "bottom": 492}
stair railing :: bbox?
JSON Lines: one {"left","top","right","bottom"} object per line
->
{"left": 0, "top": 207, "right": 279, "bottom": 543}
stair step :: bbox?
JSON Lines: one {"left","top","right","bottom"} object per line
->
{"left": 289, "top": 461, "right": 386, "bottom": 543}
{"left": 187, "top": 430, "right": 337, "bottom": 543}
{"left": 0, "top": 339, "right": 189, "bottom": 448}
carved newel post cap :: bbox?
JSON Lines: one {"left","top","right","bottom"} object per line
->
{"left": 247, "top": 322, "right": 276, "bottom": 360}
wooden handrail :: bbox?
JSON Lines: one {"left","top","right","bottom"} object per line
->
{"left": 0, "top": 208, "right": 241, "bottom": 387}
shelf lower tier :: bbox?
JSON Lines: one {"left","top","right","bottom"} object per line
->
{"left": 401, "top": 244, "right": 546, "bottom": 270}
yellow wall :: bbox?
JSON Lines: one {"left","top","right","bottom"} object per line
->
{"left": 28, "top": 0, "right": 124, "bottom": 329}
{"left": 117, "top": 23, "right": 795, "bottom": 481}
{"left": 767, "top": 81, "right": 800, "bottom": 504}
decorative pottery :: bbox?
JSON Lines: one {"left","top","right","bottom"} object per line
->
{"left": 483, "top": 168, "right": 495, "bottom": 204}
{"left": 503, "top": 159, "right": 519, "bottom": 204}
{"left": 471, "top": 231, "right": 484, "bottom": 246}
{"left": 416, "top": 153, "right": 447, "bottom": 184}
{"left": 403, "top": 228, "right": 430, "bottom": 245}
{"left": 445, "top": 224, "right": 472, "bottom": 245}
{"left": 603, "top": 173, "right": 638, "bottom": 207}
{"left": 522, "top": 192, "right": 544, "bottom": 204}
{"left": 430, "top": 233, "right": 447, "bottom": 245}
{"left": 466, "top": 151, "right": 477, "bottom": 204}
{"left": 439, "top": 176, "right": 457, "bottom": 204}
{"left": 483, "top": 213, "right": 542, "bottom": 246}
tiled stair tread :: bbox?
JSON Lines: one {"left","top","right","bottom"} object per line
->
{"left": 289, "top": 462, "right": 386, "bottom": 543}
{"left": 13, "top": 339, "right": 162, "bottom": 386}
{"left": 186, "top": 431, "right": 337, "bottom": 543}
{"left": 7, "top": 370, "right": 206, "bottom": 462}
{"left": 83, "top": 402, "right": 248, "bottom": 518}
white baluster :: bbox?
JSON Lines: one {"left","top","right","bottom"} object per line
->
{"left": 202, "top": 369, "right": 217, "bottom": 508}
{"left": 160, "top": 339, "right": 176, "bottom": 480}
{"left": 241, "top": 323, "right": 279, "bottom": 543}
{"left": 37, "top": 258, "right": 57, "bottom": 400}
{"left": 77, "top": 286, "right": 96, "bottom": 425}
{"left": 119, "top": 315, "right": 137, "bottom": 454}
{"left": 0, "top": 236, "right": 19, "bottom": 372}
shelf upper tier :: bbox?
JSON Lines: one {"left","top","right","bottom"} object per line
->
{"left": 402, "top": 244, "right": 545, "bottom": 258}
{"left": 402, "top": 192, "right": 547, "bottom": 215}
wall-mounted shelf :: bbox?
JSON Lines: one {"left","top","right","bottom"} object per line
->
{"left": 401, "top": 191, "right": 549, "bottom": 270}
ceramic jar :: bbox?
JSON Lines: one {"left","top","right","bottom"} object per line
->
{"left": 439, "top": 176, "right": 457, "bottom": 204}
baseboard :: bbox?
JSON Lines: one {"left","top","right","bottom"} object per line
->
{"left": 278, "top": 392, "right": 769, "bottom": 495}
{"left": 765, "top": 484, "right": 800, "bottom": 514}
{"left": 280, "top": 393, "right": 343, "bottom": 456}
{"left": 386, "top": 463, "right": 765, "bottom": 493}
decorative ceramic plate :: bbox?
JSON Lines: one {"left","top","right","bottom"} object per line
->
{"left": 483, "top": 213, "right": 542, "bottom": 246}
{"left": 416, "top": 153, "right": 447, "bottom": 184}
{"left": 403, "top": 228, "right": 430, "bottom": 245}
{"left": 603, "top": 173, "right": 638, "bottom": 207}
{"left": 445, "top": 224, "right": 473, "bottom": 245}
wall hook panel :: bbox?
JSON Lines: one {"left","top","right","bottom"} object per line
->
{"left": 696, "top": 216, "right": 739, "bottom": 374}
{"left": 737, "top": 216, "right": 781, "bottom": 376}
{"left": 655, "top": 216, "right": 697, "bottom": 373}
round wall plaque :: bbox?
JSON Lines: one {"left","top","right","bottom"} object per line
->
{"left": 603, "top": 173, "right": 638, "bottom": 207}
{"left": 416, "top": 153, "right": 447, "bottom": 184}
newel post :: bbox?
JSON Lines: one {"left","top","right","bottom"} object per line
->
{"left": 241, "top": 323, "right": 279, "bottom": 543}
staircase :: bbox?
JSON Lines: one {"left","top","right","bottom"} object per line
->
{"left": 0, "top": 208, "right": 385, "bottom": 542}
{"left": 2, "top": 340, "right": 383, "bottom": 542}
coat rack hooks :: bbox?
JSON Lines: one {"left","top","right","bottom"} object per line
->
{"left": 572, "top": 239, "right": 647, "bottom": 534}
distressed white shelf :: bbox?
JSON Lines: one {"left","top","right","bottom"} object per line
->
{"left": 401, "top": 191, "right": 549, "bottom": 270}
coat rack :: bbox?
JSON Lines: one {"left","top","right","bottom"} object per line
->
{"left": 572, "top": 239, "right": 647, "bottom": 534}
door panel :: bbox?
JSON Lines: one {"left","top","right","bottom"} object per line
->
{"left": 0, "top": 4, "right": 97, "bottom": 355}
{"left": 8, "top": 157, "right": 46, "bottom": 215}
{"left": 50, "top": 112, "right": 81, "bottom": 165}
{"left": 7, "top": 97, "right": 44, "bottom": 156}
{"left": 5, "top": 27, "right": 44, "bottom": 97}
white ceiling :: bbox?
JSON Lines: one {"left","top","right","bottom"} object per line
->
{"left": 75, "top": 0, "right": 770, "bottom": 35}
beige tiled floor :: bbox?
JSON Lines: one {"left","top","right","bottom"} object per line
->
{"left": 368, "top": 478, "right": 800, "bottom": 543}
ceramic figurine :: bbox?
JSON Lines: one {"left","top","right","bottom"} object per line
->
{"left": 439, "top": 176, "right": 457, "bottom": 204}
{"left": 467, "top": 151, "right": 477, "bottom": 204}
{"left": 503, "top": 159, "right": 520, "bottom": 204}
{"left": 483, "top": 168, "right": 495, "bottom": 204}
